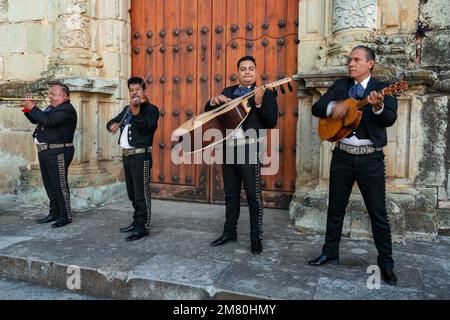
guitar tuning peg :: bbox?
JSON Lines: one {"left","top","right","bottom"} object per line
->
{"left": 280, "top": 85, "right": 286, "bottom": 95}
{"left": 272, "top": 88, "right": 278, "bottom": 97}
{"left": 287, "top": 82, "right": 293, "bottom": 92}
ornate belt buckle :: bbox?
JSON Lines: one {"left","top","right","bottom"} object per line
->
{"left": 37, "top": 144, "right": 48, "bottom": 152}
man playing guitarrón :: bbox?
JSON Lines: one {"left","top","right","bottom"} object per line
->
{"left": 205, "top": 56, "right": 278, "bottom": 255}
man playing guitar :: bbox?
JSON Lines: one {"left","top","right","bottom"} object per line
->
{"left": 308, "top": 45, "right": 398, "bottom": 286}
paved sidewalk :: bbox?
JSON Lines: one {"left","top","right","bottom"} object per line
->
{"left": 0, "top": 194, "right": 449, "bottom": 299}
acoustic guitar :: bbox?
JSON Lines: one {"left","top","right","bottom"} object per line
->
{"left": 173, "top": 77, "right": 294, "bottom": 153}
{"left": 318, "top": 81, "right": 408, "bottom": 142}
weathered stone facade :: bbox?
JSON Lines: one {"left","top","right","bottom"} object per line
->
{"left": 291, "top": 0, "right": 450, "bottom": 238}
{"left": 0, "top": 0, "right": 449, "bottom": 238}
{"left": 0, "top": 0, "right": 132, "bottom": 207}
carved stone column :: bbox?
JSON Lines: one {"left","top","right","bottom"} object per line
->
{"left": 46, "top": 1, "right": 102, "bottom": 78}
{"left": 315, "top": 0, "right": 379, "bottom": 69}
{"left": 333, "top": 0, "right": 377, "bottom": 34}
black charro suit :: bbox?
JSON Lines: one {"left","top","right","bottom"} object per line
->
{"left": 205, "top": 84, "right": 278, "bottom": 242}
{"left": 312, "top": 76, "right": 397, "bottom": 269}
{"left": 107, "top": 102, "right": 159, "bottom": 235}
{"left": 24, "top": 101, "right": 77, "bottom": 224}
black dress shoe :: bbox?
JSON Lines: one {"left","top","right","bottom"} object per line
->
{"left": 36, "top": 215, "right": 58, "bottom": 224}
{"left": 126, "top": 231, "right": 149, "bottom": 241}
{"left": 50, "top": 220, "right": 71, "bottom": 228}
{"left": 210, "top": 234, "right": 237, "bottom": 247}
{"left": 380, "top": 267, "right": 397, "bottom": 286}
{"left": 308, "top": 254, "right": 339, "bottom": 266}
{"left": 119, "top": 223, "right": 135, "bottom": 233}
{"left": 251, "top": 239, "right": 263, "bottom": 255}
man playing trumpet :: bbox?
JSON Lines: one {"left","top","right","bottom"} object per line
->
{"left": 21, "top": 83, "right": 77, "bottom": 228}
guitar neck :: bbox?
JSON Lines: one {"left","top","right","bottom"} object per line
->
{"left": 241, "top": 85, "right": 268, "bottom": 100}
{"left": 356, "top": 97, "right": 370, "bottom": 109}
{"left": 356, "top": 88, "right": 385, "bottom": 109}
{"left": 354, "top": 81, "right": 408, "bottom": 110}
{"left": 242, "top": 78, "right": 292, "bottom": 100}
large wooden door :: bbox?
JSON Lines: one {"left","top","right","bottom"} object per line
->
{"left": 130, "top": 0, "right": 299, "bottom": 208}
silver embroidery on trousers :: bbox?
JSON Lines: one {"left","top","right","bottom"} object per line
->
{"left": 254, "top": 152, "right": 264, "bottom": 240}
{"left": 143, "top": 160, "right": 152, "bottom": 231}
{"left": 383, "top": 157, "right": 391, "bottom": 231}
{"left": 57, "top": 153, "right": 72, "bottom": 221}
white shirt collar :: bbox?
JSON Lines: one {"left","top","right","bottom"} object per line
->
{"left": 355, "top": 75, "right": 371, "bottom": 89}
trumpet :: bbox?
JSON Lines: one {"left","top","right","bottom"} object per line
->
{"left": 0, "top": 97, "right": 49, "bottom": 108}
{"left": 0, "top": 97, "right": 48, "bottom": 101}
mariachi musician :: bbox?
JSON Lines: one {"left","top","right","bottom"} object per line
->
{"left": 107, "top": 76, "right": 159, "bottom": 241}
{"left": 205, "top": 56, "right": 278, "bottom": 255}
{"left": 21, "top": 82, "right": 77, "bottom": 228}
{"left": 308, "top": 45, "right": 398, "bottom": 286}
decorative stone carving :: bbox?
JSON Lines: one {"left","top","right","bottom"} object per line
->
{"left": 333, "top": 0, "right": 377, "bottom": 33}
{"left": 315, "top": 32, "right": 415, "bottom": 70}
{"left": 315, "top": 40, "right": 351, "bottom": 68}
{"left": 67, "top": 0, "right": 88, "bottom": 15}
{"left": 57, "top": 1, "right": 90, "bottom": 49}
{"left": 59, "top": 13, "right": 90, "bottom": 49}
{"left": 372, "top": 34, "right": 416, "bottom": 68}
{"left": 421, "top": 0, "right": 450, "bottom": 27}
{"left": 315, "top": 32, "right": 371, "bottom": 68}
{"left": 47, "top": 1, "right": 105, "bottom": 76}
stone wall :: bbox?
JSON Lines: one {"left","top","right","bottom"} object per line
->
{"left": 0, "top": 0, "right": 132, "bottom": 208}
{"left": 291, "top": 0, "right": 450, "bottom": 238}
{"left": 419, "top": 0, "right": 450, "bottom": 234}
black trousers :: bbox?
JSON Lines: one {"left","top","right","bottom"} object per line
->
{"left": 123, "top": 152, "right": 152, "bottom": 234}
{"left": 38, "top": 146, "right": 74, "bottom": 223}
{"left": 322, "top": 148, "right": 394, "bottom": 269}
{"left": 221, "top": 143, "right": 264, "bottom": 240}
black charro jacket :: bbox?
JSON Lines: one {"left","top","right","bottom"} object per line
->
{"left": 204, "top": 83, "right": 278, "bottom": 132}
{"left": 311, "top": 76, "right": 397, "bottom": 148}
{"left": 106, "top": 102, "right": 159, "bottom": 148}
{"left": 24, "top": 101, "right": 77, "bottom": 144}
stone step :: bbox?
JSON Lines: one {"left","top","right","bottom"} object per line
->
{"left": 0, "top": 277, "right": 105, "bottom": 300}
{"left": 1, "top": 195, "right": 449, "bottom": 300}
{"left": 0, "top": 253, "right": 263, "bottom": 300}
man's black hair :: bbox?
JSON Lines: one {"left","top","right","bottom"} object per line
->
{"left": 237, "top": 56, "right": 256, "bottom": 69}
{"left": 49, "top": 82, "right": 70, "bottom": 97}
{"left": 127, "top": 76, "right": 146, "bottom": 91}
